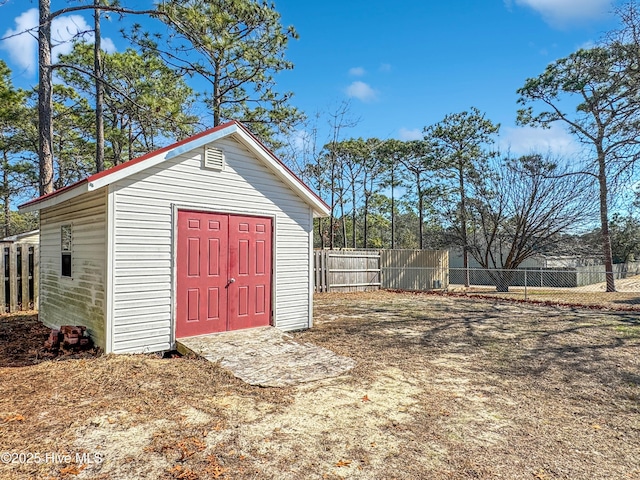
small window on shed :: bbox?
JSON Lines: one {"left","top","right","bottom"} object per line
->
{"left": 61, "top": 224, "right": 72, "bottom": 277}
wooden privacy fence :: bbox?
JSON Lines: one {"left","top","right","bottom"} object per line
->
{"left": 1, "top": 243, "right": 39, "bottom": 312}
{"left": 381, "top": 250, "right": 449, "bottom": 291}
{"left": 314, "top": 250, "right": 381, "bottom": 292}
{"left": 314, "top": 249, "right": 449, "bottom": 292}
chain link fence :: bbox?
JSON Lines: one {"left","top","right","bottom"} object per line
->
{"left": 314, "top": 250, "right": 640, "bottom": 309}
{"left": 386, "top": 265, "right": 640, "bottom": 309}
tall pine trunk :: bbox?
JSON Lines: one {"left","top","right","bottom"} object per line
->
{"left": 459, "top": 163, "right": 470, "bottom": 287}
{"left": 213, "top": 60, "right": 221, "bottom": 126}
{"left": 390, "top": 164, "right": 395, "bottom": 249}
{"left": 94, "top": 0, "right": 105, "bottom": 172}
{"left": 417, "top": 185, "right": 424, "bottom": 250}
{"left": 598, "top": 149, "right": 616, "bottom": 292}
{"left": 3, "top": 154, "right": 10, "bottom": 237}
{"left": 351, "top": 183, "right": 356, "bottom": 248}
{"left": 38, "top": 0, "right": 54, "bottom": 195}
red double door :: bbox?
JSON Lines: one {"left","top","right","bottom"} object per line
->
{"left": 176, "top": 210, "right": 272, "bottom": 338}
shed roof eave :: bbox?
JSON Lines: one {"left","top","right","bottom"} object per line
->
{"left": 18, "top": 181, "right": 90, "bottom": 213}
{"left": 16, "top": 120, "right": 330, "bottom": 216}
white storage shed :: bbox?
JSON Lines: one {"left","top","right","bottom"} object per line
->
{"left": 19, "top": 121, "right": 329, "bottom": 354}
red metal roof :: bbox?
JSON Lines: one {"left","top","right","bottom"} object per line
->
{"left": 19, "top": 120, "right": 328, "bottom": 212}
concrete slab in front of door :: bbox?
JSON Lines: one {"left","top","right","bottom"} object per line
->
{"left": 176, "top": 326, "right": 356, "bottom": 387}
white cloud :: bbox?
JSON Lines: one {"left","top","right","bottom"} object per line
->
{"left": 379, "top": 63, "right": 391, "bottom": 72}
{"left": 398, "top": 127, "right": 422, "bottom": 141}
{"left": 577, "top": 40, "right": 595, "bottom": 50}
{"left": 1, "top": 9, "right": 116, "bottom": 76}
{"left": 291, "top": 129, "right": 312, "bottom": 152}
{"left": 499, "top": 124, "right": 581, "bottom": 157}
{"left": 101, "top": 37, "right": 117, "bottom": 54}
{"left": 51, "top": 14, "right": 118, "bottom": 59}
{"left": 1, "top": 8, "right": 38, "bottom": 75}
{"left": 51, "top": 15, "right": 93, "bottom": 60}
{"left": 511, "top": 0, "right": 613, "bottom": 25}
{"left": 348, "top": 66, "right": 365, "bottom": 77}
{"left": 345, "top": 81, "right": 378, "bottom": 102}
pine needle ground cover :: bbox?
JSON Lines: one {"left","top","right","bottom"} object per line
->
{"left": 1, "top": 291, "right": 639, "bottom": 479}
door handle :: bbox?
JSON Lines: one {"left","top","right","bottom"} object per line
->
{"left": 226, "top": 278, "right": 236, "bottom": 287}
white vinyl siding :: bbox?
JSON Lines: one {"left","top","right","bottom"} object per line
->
{"left": 39, "top": 189, "right": 107, "bottom": 350}
{"left": 110, "top": 137, "right": 313, "bottom": 353}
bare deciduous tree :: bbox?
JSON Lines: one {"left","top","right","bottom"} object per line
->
{"left": 467, "top": 155, "right": 593, "bottom": 291}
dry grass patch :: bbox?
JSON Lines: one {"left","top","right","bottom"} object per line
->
{"left": 1, "top": 293, "right": 639, "bottom": 479}
{"left": 0, "top": 319, "right": 292, "bottom": 479}
{"left": 300, "top": 291, "right": 640, "bottom": 479}
{"left": 0, "top": 354, "right": 292, "bottom": 479}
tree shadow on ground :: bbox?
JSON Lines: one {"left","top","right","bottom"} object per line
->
{"left": 308, "top": 296, "right": 640, "bottom": 405}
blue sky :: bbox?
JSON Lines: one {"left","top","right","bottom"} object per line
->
{"left": 0, "top": 0, "right": 625, "bottom": 157}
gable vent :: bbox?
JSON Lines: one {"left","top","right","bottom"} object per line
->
{"left": 203, "top": 146, "right": 225, "bottom": 171}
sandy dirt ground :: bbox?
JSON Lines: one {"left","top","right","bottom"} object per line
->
{"left": 0, "top": 292, "right": 639, "bottom": 479}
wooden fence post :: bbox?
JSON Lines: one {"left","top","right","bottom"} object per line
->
{"left": 0, "top": 243, "right": 40, "bottom": 313}
{"left": 21, "top": 244, "right": 29, "bottom": 310}
{"left": 322, "top": 250, "right": 328, "bottom": 292}
{"left": 314, "top": 250, "right": 329, "bottom": 292}
{"left": 9, "top": 244, "right": 17, "bottom": 312}
{"left": 0, "top": 246, "right": 5, "bottom": 311}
